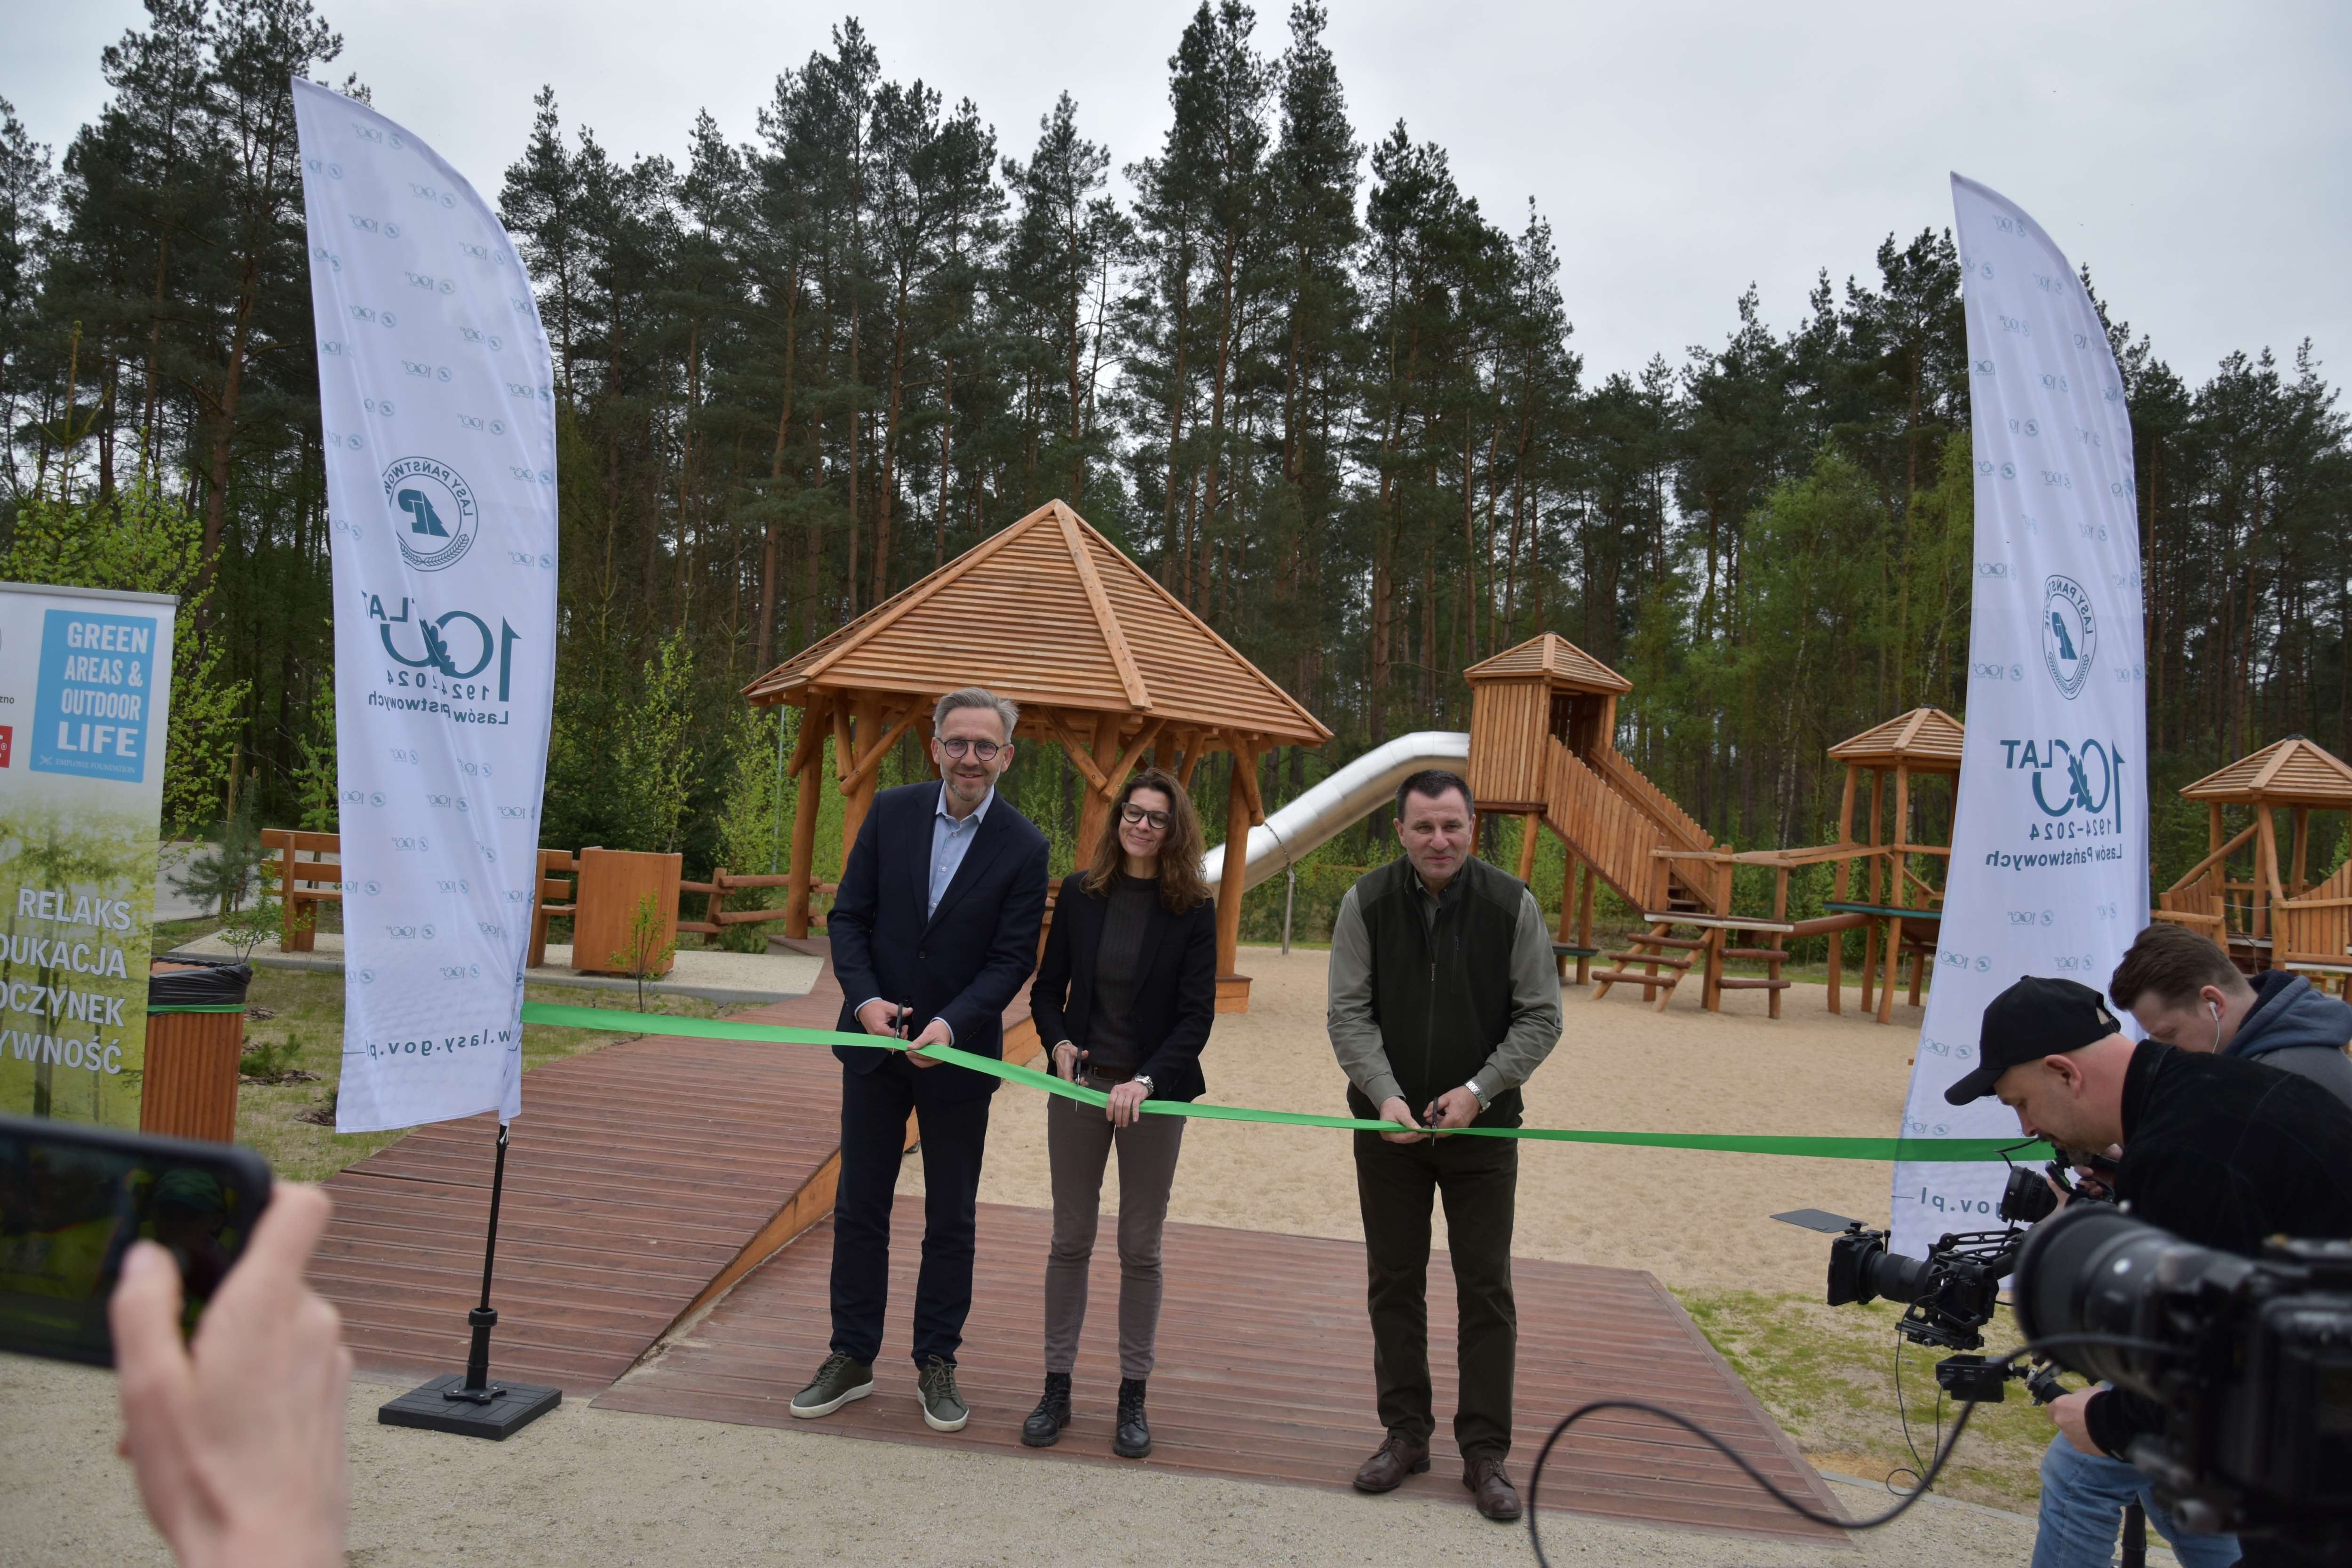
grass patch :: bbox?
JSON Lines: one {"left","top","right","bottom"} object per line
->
{"left": 1674, "top": 1288, "right": 2057, "bottom": 1512}
{"left": 228, "top": 968, "right": 746, "bottom": 1183}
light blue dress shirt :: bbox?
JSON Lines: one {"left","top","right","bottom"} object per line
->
{"left": 929, "top": 781, "right": 995, "bottom": 918}
{"left": 856, "top": 782, "right": 996, "bottom": 1045}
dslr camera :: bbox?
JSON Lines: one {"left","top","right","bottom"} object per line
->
{"left": 2018, "top": 1202, "right": 2352, "bottom": 1548}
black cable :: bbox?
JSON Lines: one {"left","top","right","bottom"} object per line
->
{"left": 1888, "top": 1331, "right": 1927, "bottom": 1494}
{"left": 1523, "top": 1332, "right": 2184, "bottom": 1568}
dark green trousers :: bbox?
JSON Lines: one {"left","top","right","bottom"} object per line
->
{"left": 1351, "top": 1129, "right": 1518, "bottom": 1461}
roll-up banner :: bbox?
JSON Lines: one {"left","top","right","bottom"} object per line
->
{"left": 0, "top": 583, "right": 176, "bottom": 1126}
{"left": 293, "top": 80, "right": 558, "bottom": 1135}
{"left": 1887, "top": 175, "right": 2148, "bottom": 1256}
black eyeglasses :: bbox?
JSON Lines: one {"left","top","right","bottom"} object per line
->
{"left": 938, "top": 737, "right": 1002, "bottom": 761}
{"left": 1120, "top": 804, "right": 1172, "bottom": 829}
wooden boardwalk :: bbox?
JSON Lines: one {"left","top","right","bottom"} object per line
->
{"left": 595, "top": 1203, "right": 1846, "bottom": 1542}
{"left": 308, "top": 954, "right": 856, "bottom": 1392}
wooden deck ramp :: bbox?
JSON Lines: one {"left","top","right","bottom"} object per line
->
{"left": 310, "top": 947, "right": 862, "bottom": 1392}
{"left": 595, "top": 1204, "right": 1845, "bottom": 1543}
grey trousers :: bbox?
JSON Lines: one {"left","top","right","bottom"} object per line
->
{"left": 1043, "top": 1090, "right": 1186, "bottom": 1380}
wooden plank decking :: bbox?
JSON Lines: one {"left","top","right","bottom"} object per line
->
{"left": 595, "top": 1203, "right": 1846, "bottom": 1543}
{"left": 309, "top": 955, "right": 856, "bottom": 1392}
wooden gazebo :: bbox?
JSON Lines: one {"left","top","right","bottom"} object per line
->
{"left": 1820, "top": 708, "right": 1965, "bottom": 1022}
{"left": 740, "top": 499, "right": 1331, "bottom": 1011}
{"left": 2161, "top": 737, "right": 2352, "bottom": 977}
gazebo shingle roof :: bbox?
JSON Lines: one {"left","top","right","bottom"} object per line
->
{"left": 2181, "top": 737, "right": 2352, "bottom": 808}
{"left": 741, "top": 501, "right": 1330, "bottom": 747}
{"left": 1828, "top": 708, "right": 1966, "bottom": 773}
{"left": 1461, "top": 632, "right": 1632, "bottom": 694}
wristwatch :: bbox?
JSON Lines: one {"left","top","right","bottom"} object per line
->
{"left": 1134, "top": 1075, "right": 1155, "bottom": 1097}
{"left": 1462, "top": 1079, "right": 1491, "bottom": 1112}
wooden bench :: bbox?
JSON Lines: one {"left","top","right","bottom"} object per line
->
{"left": 261, "top": 829, "right": 342, "bottom": 953}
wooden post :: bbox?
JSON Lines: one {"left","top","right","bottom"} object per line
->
{"left": 838, "top": 694, "right": 883, "bottom": 878}
{"left": 1769, "top": 867, "right": 1791, "bottom": 1021}
{"left": 2255, "top": 806, "right": 2281, "bottom": 949}
{"left": 1214, "top": 740, "right": 1254, "bottom": 1013}
{"left": 1878, "top": 764, "right": 1911, "bottom": 1025}
{"left": 785, "top": 699, "right": 826, "bottom": 938}
{"left": 2292, "top": 806, "right": 2311, "bottom": 897}
{"left": 1576, "top": 860, "right": 1596, "bottom": 985}
{"left": 1516, "top": 811, "right": 1540, "bottom": 884}
{"left": 1074, "top": 711, "right": 1122, "bottom": 862}
{"left": 1861, "top": 769, "right": 1883, "bottom": 1015}
{"left": 1828, "top": 764, "right": 1858, "bottom": 1015}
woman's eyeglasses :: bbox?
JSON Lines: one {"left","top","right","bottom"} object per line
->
{"left": 1120, "top": 804, "right": 1172, "bottom": 830}
{"left": 938, "top": 737, "right": 1002, "bottom": 761}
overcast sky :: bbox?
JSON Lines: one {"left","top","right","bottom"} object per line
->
{"left": 9, "top": 0, "right": 2349, "bottom": 388}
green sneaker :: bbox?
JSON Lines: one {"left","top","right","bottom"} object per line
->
{"left": 790, "top": 1352, "right": 873, "bottom": 1419}
{"left": 917, "top": 1354, "right": 969, "bottom": 1432}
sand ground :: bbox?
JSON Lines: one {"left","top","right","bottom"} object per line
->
{"left": 2, "top": 947, "right": 2098, "bottom": 1568}
{"left": 945, "top": 944, "right": 1931, "bottom": 1296}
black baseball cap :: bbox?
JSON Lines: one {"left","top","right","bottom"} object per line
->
{"left": 1943, "top": 976, "right": 2124, "bottom": 1106}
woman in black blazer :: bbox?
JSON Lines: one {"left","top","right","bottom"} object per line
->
{"left": 1019, "top": 765, "right": 1217, "bottom": 1461}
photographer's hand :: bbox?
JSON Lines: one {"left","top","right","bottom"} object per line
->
{"left": 111, "top": 1182, "right": 350, "bottom": 1568}
{"left": 2047, "top": 1389, "right": 2105, "bottom": 1457}
{"left": 1378, "top": 1096, "right": 1427, "bottom": 1144}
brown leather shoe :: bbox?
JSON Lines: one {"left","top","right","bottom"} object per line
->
{"left": 1464, "top": 1455, "right": 1522, "bottom": 1521}
{"left": 1351, "top": 1431, "right": 1431, "bottom": 1493}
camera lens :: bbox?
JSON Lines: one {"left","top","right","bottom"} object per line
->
{"left": 2016, "top": 1204, "right": 2243, "bottom": 1398}
{"left": 2001, "top": 1164, "right": 2059, "bottom": 1225}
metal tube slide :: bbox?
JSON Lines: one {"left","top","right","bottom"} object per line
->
{"left": 1199, "top": 732, "right": 1470, "bottom": 895}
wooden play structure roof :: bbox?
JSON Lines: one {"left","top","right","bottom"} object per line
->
{"left": 741, "top": 500, "right": 1330, "bottom": 748}
{"left": 2181, "top": 737, "right": 2352, "bottom": 808}
{"left": 1462, "top": 632, "right": 1632, "bottom": 694}
{"left": 1828, "top": 708, "right": 1966, "bottom": 773}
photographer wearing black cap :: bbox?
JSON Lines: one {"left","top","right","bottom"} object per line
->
{"left": 1950, "top": 975, "right": 2352, "bottom": 1568}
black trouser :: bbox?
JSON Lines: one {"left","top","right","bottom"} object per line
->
{"left": 828, "top": 1053, "right": 993, "bottom": 1369}
{"left": 1352, "top": 1128, "right": 1518, "bottom": 1461}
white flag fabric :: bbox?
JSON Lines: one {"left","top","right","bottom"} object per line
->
{"left": 1887, "top": 175, "right": 2148, "bottom": 1256}
{"left": 294, "top": 80, "right": 558, "bottom": 1133}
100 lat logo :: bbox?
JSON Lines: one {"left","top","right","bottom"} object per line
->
{"left": 363, "top": 590, "right": 522, "bottom": 702}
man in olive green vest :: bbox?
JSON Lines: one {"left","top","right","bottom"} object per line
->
{"left": 1327, "top": 769, "right": 1563, "bottom": 1523}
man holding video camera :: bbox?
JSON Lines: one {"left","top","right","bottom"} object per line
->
{"left": 1948, "top": 975, "right": 2352, "bottom": 1568}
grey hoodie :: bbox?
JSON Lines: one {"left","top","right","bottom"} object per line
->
{"left": 2226, "top": 970, "right": 2352, "bottom": 1109}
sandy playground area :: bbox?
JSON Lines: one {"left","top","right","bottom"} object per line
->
{"left": 941, "top": 943, "right": 1933, "bottom": 1298}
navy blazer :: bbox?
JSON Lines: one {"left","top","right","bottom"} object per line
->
{"left": 828, "top": 781, "right": 1050, "bottom": 1100}
{"left": 1027, "top": 870, "right": 1217, "bottom": 1102}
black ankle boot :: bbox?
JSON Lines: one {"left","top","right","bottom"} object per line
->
{"left": 1112, "top": 1377, "right": 1151, "bottom": 1459}
{"left": 1020, "top": 1372, "right": 1072, "bottom": 1448}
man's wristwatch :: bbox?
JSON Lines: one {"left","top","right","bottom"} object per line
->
{"left": 1462, "top": 1079, "right": 1491, "bottom": 1112}
{"left": 1133, "top": 1075, "right": 1155, "bottom": 1098}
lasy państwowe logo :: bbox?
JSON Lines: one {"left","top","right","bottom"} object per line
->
{"left": 2042, "top": 575, "right": 2097, "bottom": 700}
{"left": 381, "top": 455, "right": 478, "bottom": 572}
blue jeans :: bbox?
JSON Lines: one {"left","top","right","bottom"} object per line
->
{"left": 2033, "top": 1432, "right": 2239, "bottom": 1568}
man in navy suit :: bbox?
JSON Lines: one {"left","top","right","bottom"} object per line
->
{"left": 790, "top": 686, "right": 1049, "bottom": 1433}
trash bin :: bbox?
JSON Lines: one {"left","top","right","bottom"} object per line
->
{"left": 141, "top": 955, "right": 253, "bottom": 1143}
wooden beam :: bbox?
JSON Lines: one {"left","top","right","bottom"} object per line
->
{"left": 786, "top": 693, "right": 829, "bottom": 777}
{"left": 1054, "top": 501, "right": 1152, "bottom": 711}
{"left": 2166, "top": 821, "right": 2260, "bottom": 891}
{"left": 1229, "top": 732, "right": 1267, "bottom": 826}
{"left": 1100, "top": 717, "right": 1169, "bottom": 799}
{"left": 838, "top": 702, "right": 922, "bottom": 790}
{"left": 1176, "top": 730, "right": 1207, "bottom": 788}
{"left": 1046, "top": 709, "right": 1113, "bottom": 793}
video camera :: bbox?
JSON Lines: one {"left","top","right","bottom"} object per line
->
{"left": 1773, "top": 1146, "right": 2113, "bottom": 1401}
{"left": 2018, "top": 1203, "right": 2352, "bottom": 1547}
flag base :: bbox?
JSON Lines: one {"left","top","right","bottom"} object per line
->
{"left": 377, "top": 1373, "right": 561, "bottom": 1440}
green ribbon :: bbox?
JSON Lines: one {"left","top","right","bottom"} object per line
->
{"left": 517, "top": 1001, "right": 2044, "bottom": 1163}
{"left": 147, "top": 1003, "right": 250, "bottom": 1014}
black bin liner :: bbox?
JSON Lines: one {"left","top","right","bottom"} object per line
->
{"left": 147, "top": 954, "right": 254, "bottom": 1010}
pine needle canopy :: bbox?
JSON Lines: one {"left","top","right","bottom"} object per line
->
{"left": 1827, "top": 708, "right": 1966, "bottom": 773}
{"left": 741, "top": 500, "right": 1330, "bottom": 749}
{"left": 2180, "top": 737, "right": 2352, "bottom": 808}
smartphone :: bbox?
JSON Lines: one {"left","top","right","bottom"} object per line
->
{"left": 0, "top": 1114, "right": 272, "bottom": 1367}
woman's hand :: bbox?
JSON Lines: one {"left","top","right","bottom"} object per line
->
{"left": 1105, "top": 1079, "right": 1149, "bottom": 1128}
{"left": 1052, "top": 1042, "right": 1080, "bottom": 1082}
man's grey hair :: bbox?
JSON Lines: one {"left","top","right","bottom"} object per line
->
{"left": 933, "top": 686, "right": 1019, "bottom": 743}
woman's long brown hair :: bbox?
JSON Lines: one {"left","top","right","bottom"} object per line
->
{"left": 1083, "top": 766, "right": 1210, "bottom": 912}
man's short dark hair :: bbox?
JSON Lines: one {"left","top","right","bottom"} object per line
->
{"left": 1395, "top": 769, "right": 1473, "bottom": 821}
{"left": 2109, "top": 921, "right": 2248, "bottom": 1011}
